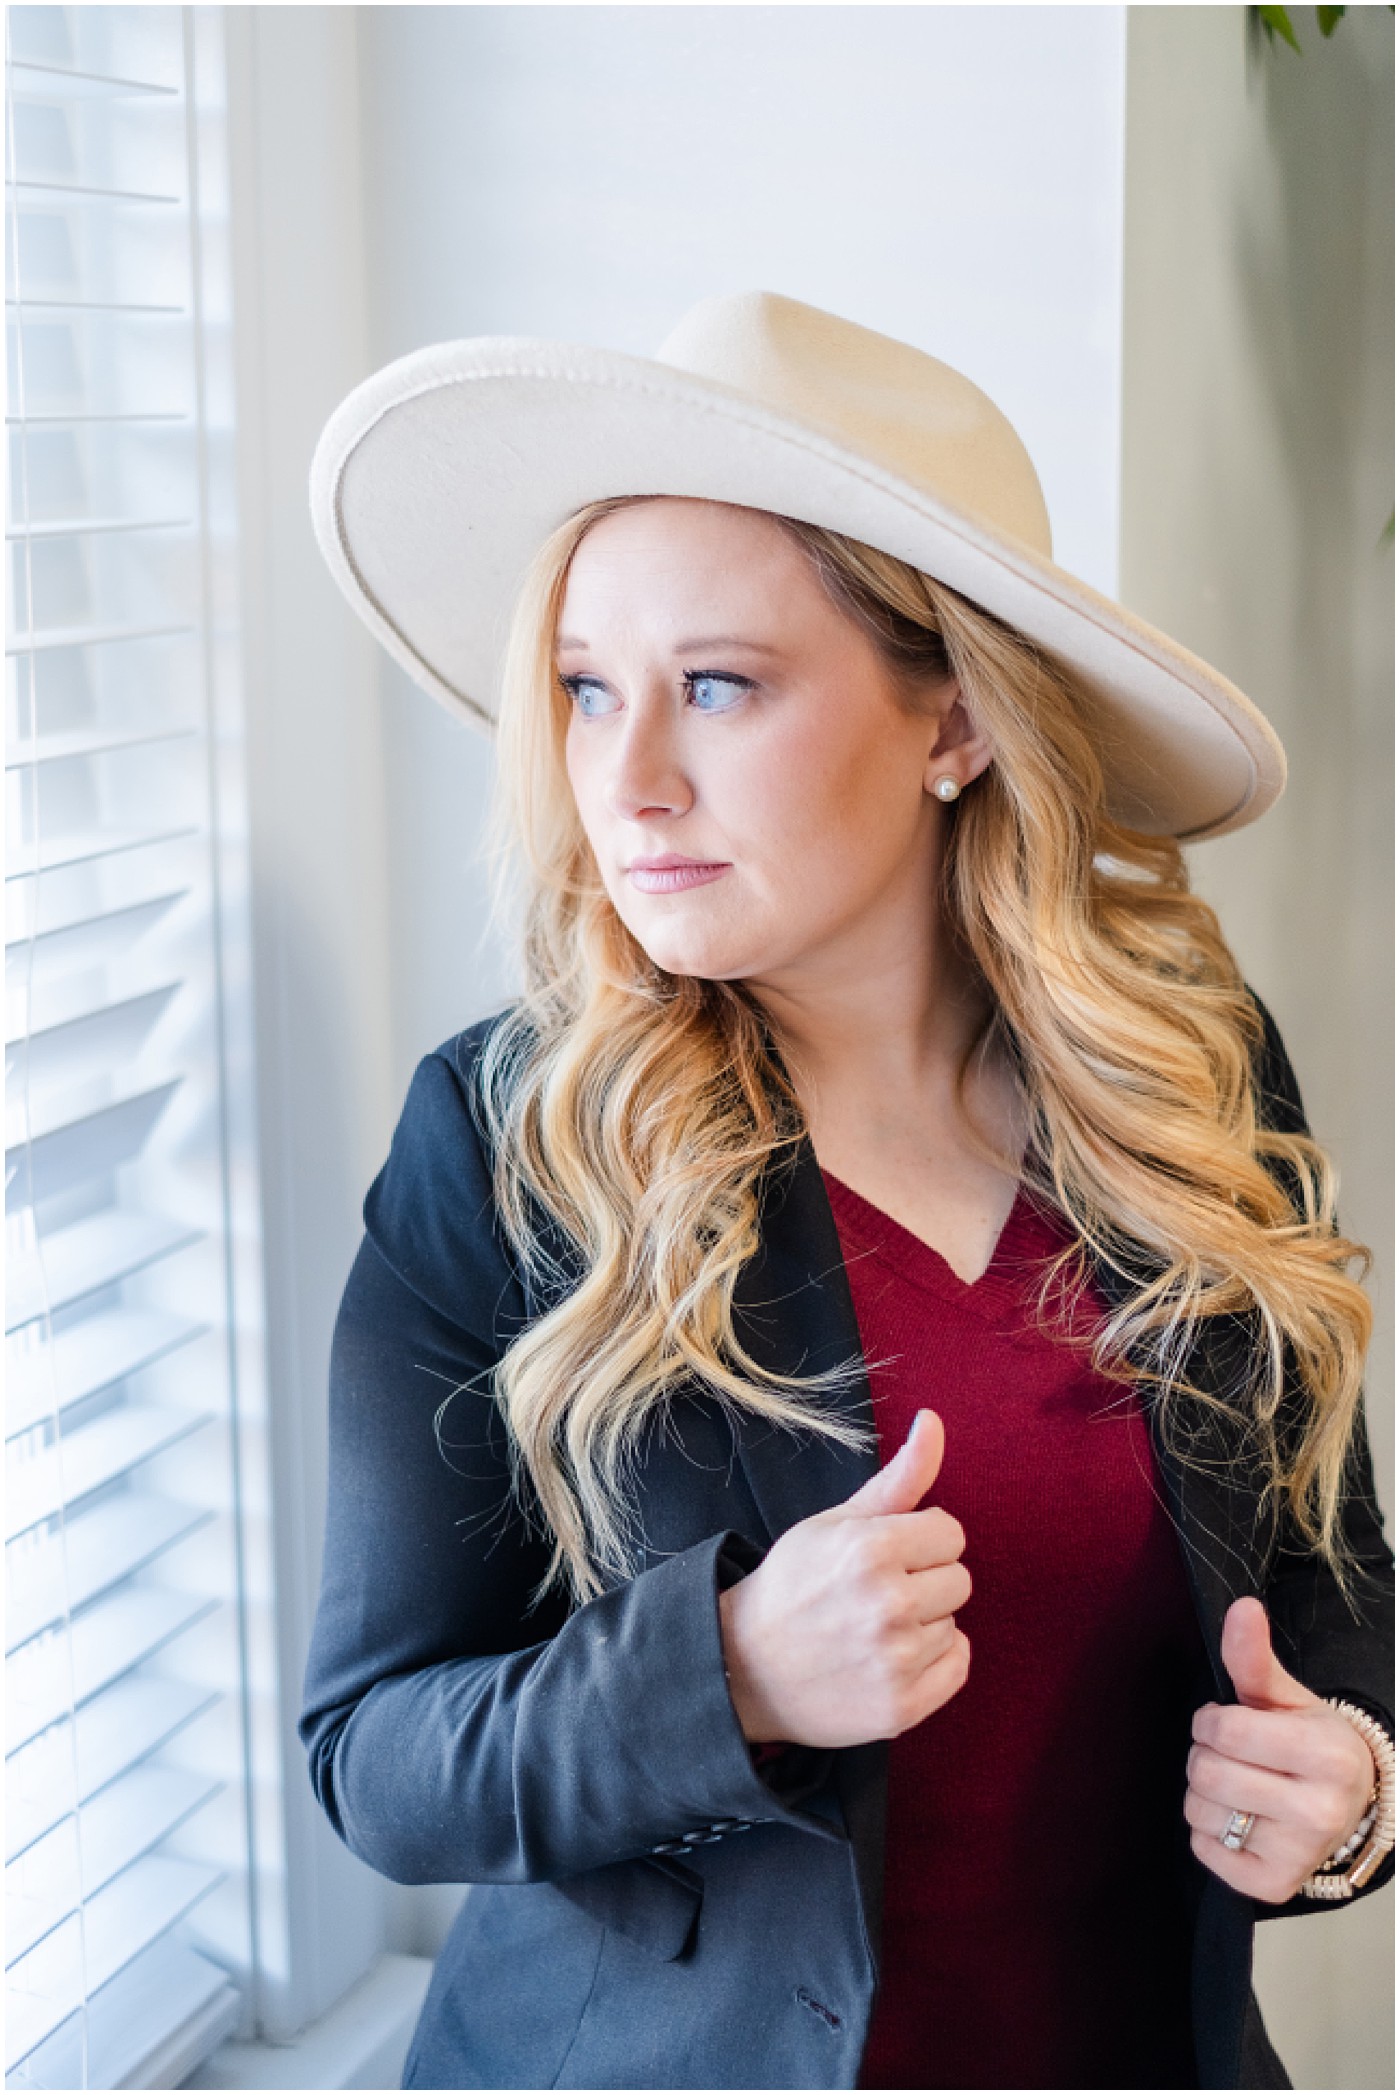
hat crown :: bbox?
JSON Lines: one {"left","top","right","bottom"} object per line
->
{"left": 654, "top": 289, "right": 1054, "bottom": 560}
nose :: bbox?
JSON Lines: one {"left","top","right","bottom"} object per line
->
{"left": 605, "top": 688, "right": 694, "bottom": 824}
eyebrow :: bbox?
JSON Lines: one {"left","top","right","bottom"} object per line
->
{"left": 555, "top": 634, "right": 786, "bottom": 656}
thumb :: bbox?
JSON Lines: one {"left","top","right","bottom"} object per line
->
{"left": 841, "top": 1408, "right": 945, "bottom": 1519}
{"left": 1220, "top": 1595, "right": 1319, "bottom": 1712}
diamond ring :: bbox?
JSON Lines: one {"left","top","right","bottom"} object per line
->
{"left": 1221, "top": 1809, "right": 1256, "bottom": 1851}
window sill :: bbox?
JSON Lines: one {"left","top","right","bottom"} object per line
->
{"left": 180, "top": 1954, "right": 432, "bottom": 2091}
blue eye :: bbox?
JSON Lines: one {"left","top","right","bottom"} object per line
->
{"left": 559, "top": 675, "right": 620, "bottom": 717}
{"left": 684, "top": 670, "right": 751, "bottom": 712}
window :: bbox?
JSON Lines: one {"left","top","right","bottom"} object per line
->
{"left": 6, "top": 7, "right": 258, "bottom": 2085}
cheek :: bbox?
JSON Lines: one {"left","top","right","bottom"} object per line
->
{"left": 563, "top": 727, "right": 604, "bottom": 840}
{"left": 562, "top": 720, "right": 584, "bottom": 797}
{"left": 726, "top": 717, "right": 917, "bottom": 882}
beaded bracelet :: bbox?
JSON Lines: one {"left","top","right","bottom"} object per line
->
{"left": 1299, "top": 1699, "right": 1396, "bottom": 1901}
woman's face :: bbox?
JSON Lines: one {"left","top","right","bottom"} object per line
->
{"left": 558, "top": 497, "right": 991, "bottom": 989}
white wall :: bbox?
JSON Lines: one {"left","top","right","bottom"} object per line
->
{"left": 219, "top": 3, "right": 399, "bottom": 2039}
{"left": 1120, "top": 10, "right": 1394, "bottom": 2088}
{"left": 357, "top": 2, "right": 1130, "bottom": 1092}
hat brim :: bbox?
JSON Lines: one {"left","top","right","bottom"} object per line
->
{"left": 309, "top": 335, "right": 1286, "bottom": 843}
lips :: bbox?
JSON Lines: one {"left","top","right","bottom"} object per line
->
{"left": 627, "top": 855, "right": 722, "bottom": 871}
{"left": 627, "top": 856, "right": 731, "bottom": 894}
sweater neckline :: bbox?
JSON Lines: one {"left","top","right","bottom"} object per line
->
{"left": 818, "top": 1162, "right": 1072, "bottom": 1313}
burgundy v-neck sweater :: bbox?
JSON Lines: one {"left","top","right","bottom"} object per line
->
{"left": 819, "top": 1168, "right": 1206, "bottom": 2092}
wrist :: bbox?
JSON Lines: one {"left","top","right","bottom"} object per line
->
{"left": 1301, "top": 1700, "right": 1396, "bottom": 1901}
{"left": 718, "top": 1579, "right": 783, "bottom": 1744}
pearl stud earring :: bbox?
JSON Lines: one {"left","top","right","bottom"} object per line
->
{"left": 933, "top": 775, "right": 961, "bottom": 803}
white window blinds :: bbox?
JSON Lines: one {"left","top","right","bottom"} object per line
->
{"left": 6, "top": 7, "right": 255, "bottom": 2086}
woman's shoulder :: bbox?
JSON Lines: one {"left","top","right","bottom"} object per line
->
{"left": 360, "top": 1000, "right": 528, "bottom": 1325}
{"left": 381, "top": 999, "right": 524, "bottom": 1162}
{"left": 436, "top": 998, "right": 529, "bottom": 1080}
{"left": 1240, "top": 980, "right": 1310, "bottom": 1138}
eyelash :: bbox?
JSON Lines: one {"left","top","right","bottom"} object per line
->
{"left": 558, "top": 670, "right": 754, "bottom": 713}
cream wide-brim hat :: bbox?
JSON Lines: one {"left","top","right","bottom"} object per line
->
{"left": 308, "top": 288, "right": 1286, "bottom": 843}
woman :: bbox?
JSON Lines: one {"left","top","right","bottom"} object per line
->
{"left": 300, "top": 292, "right": 1394, "bottom": 2090}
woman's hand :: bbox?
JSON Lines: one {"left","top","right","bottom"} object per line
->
{"left": 1184, "top": 1595, "right": 1378, "bottom": 1902}
{"left": 718, "top": 1408, "right": 972, "bottom": 1750}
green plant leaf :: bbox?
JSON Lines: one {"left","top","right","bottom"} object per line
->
{"left": 1316, "top": 6, "right": 1347, "bottom": 33}
{"left": 1257, "top": 5, "right": 1304, "bottom": 49}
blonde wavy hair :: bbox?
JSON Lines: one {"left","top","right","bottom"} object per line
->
{"left": 469, "top": 493, "right": 1376, "bottom": 1617}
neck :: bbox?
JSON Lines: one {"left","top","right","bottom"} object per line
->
{"left": 743, "top": 903, "right": 1004, "bottom": 1134}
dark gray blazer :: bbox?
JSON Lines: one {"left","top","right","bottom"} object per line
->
{"left": 298, "top": 987, "right": 1394, "bottom": 2091}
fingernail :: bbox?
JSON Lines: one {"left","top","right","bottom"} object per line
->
{"left": 906, "top": 1410, "right": 924, "bottom": 1444}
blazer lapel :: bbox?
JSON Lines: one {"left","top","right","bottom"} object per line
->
{"left": 1089, "top": 1249, "right": 1272, "bottom": 1702}
{"left": 730, "top": 1134, "right": 882, "bottom": 1536}
{"left": 729, "top": 1135, "right": 891, "bottom": 1976}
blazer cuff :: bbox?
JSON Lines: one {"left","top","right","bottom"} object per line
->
{"left": 625, "top": 1528, "right": 845, "bottom": 1858}
{"left": 712, "top": 1531, "right": 842, "bottom": 1829}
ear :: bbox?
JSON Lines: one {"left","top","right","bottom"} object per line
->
{"left": 921, "top": 679, "right": 994, "bottom": 798}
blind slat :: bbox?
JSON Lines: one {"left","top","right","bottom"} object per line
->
{"left": 7, "top": 982, "right": 179, "bottom": 1090}
{"left": 5, "top": 1080, "right": 181, "bottom": 1209}
{"left": 6, "top": 179, "right": 183, "bottom": 204}
{"left": 5, "top": 823, "right": 198, "bottom": 879}
{"left": 5, "top": 296, "right": 186, "bottom": 315}
{"left": 5, "top": 723, "right": 195, "bottom": 767}
{"left": 5, "top": 891, "right": 187, "bottom": 970}
{"left": 7, "top": 1307, "right": 204, "bottom": 1436}
{"left": 8, "top": 1401, "right": 214, "bottom": 1541}
{"left": 5, "top": 410, "right": 190, "bottom": 426}
{"left": 5, "top": 517, "right": 193, "bottom": 543}
{"left": 8, "top": 59, "right": 178, "bottom": 98}
{"left": 7, "top": 1588, "right": 218, "bottom": 1750}
{"left": 8, "top": 1209, "right": 201, "bottom": 1333}
{"left": 6, "top": 1492, "right": 214, "bottom": 1654}
{"left": 6, "top": 618, "right": 196, "bottom": 654}
{"left": 5, "top": 411, "right": 190, "bottom": 427}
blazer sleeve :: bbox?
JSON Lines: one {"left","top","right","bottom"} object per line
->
{"left": 297, "top": 1025, "right": 842, "bottom": 1888}
{"left": 1246, "top": 986, "right": 1396, "bottom": 1918}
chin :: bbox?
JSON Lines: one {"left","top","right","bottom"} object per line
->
{"left": 622, "top": 920, "right": 752, "bottom": 983}
{"left": 636, "top": 942, "right": 739, "bottom": 981}
{"left": 611, "top": 884, "right": 779, "bottom": 983}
